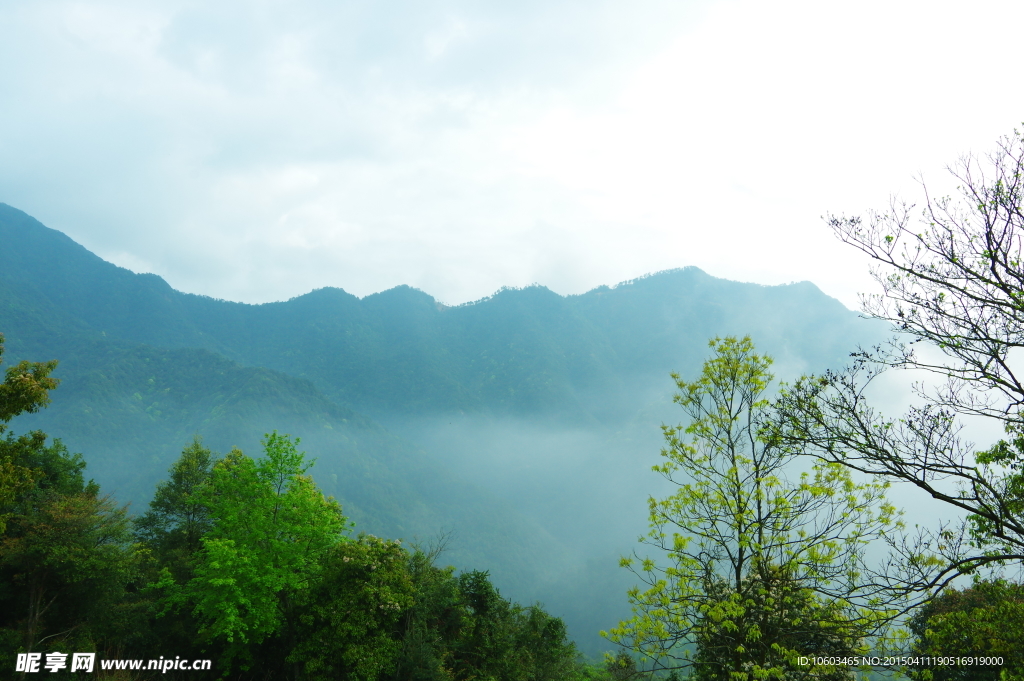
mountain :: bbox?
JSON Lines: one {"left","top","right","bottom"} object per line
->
{"left": 0, "top": 204, "right": 866, "bottom": 416}
{"left": 0, "top": 202, "right": 885, "bottom": 653}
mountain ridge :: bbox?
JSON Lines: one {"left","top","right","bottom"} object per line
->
{"left": 1, "top": 202, "right": 864, "bottom": 422}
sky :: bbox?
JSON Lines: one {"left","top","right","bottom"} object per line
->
{"left": 2, "top": 0, "right": 1023, "bottom": 308}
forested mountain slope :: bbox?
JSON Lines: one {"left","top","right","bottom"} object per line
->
{"left": 1, "top": 203, "right": 866, "bottom": 420}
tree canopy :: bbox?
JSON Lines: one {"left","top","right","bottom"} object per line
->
{"left": 906, "top": 578, "right": 1024, "bottom": 681}
{"left": 604, "top": 337, "right": 903, "bottom": 679}
{"left": 0, "top": 333, "right": 60, "bottom": 532}
{"left": 136, "top": 434, "right": 588, "bottom": 680}
{"left": 0, "top": 334, "right": 143, "bottom": 671}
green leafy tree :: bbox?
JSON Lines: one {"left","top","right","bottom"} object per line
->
{"left": 295, "top": 534, "right": 416, "bottom": 680}
{"left": 1, "top": 480, "right": 136, "bottom": 661}
{"left": 390, "top": 546, "right": 467, "bottom": 681}
{"left": 0, "top": 332, "right": 59, "bottom": 532}
{"left": 906, "top": 579, "right": 1024, "bottom": 681}
{"left": 604, "top": 337, "right": 903, "bottom": 679}
{"left": 691, "top": 565, "right": 859, "bottom": 681}
{"left": 602, "top": 651, "right": 642, "bottom": 681}
{"left": 0, "top": 334, "right": 141, "bottom": 669}
{"left": 0, "top": 433, "right": 140, "bottom": 672}
{"left": 451, "top": 569, "right": 578, "bottom": 681}
{"left": 179, "top": 431, "right": 349, "bottom": 674}
{"left": 386, "top": 544, "right": 581, "bottom": 681}
{"left": 0, "top": 334, "right": 58, "bottom": 424}
{"left": 133, "top": 437, "right": 220, "bottom": 666}
{"left": 135, "top": 436, "right": 216, "bottom": 576}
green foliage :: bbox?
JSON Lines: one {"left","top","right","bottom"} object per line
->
{"left": 387, "top": 551, "right": 581, "bottom": 681}
{"left": 0, "top": 485, "right": 137, "bottom": 656}
{"left": 0, "top": 431, "right": 140, "bottom": 672}
{"left": 185, "top": 432, "right": 349, "bottom": 668}
{"left": 691, "top": 566, "right": 858, "bottom": 681}
{"left": 450, "top": 569, "right": 579, "bottom": 681}
{"left": 605, "top": 337, "right": 903, "bottom": 679}
{"left": 0, "top": 332, "right": 59, "bottom": 424}
{"left": 968, "top": 429, "right": 1024, "bottom": 557}
{"left": 295, "top": 535, "right": 415, "bottom": 680}
{"left": 131, "top": 438, "right": 219, "bottom": 667}
{"left": 0, "top": 324, "right": 589, "bottom": 678}
{"left": 134, "top": 445, "right": 583, "bottom": 680}
{"left": 390, "top": 549, "right": 467, "bottom": 680}
{"left": 0, "top": 332, "right": 60, "bottom": 532}
{"left": 907, "top": 579, "right": 1024, "bottom": 681}
{"left": 601, "top": 651, "right": 642, "bottom": 681}
{"left": 135, "top": 435, "right": 215, "bottom": 574}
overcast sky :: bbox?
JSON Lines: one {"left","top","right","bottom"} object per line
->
{"left": 2, "top": 0, "right": 1023, "bottom": 307}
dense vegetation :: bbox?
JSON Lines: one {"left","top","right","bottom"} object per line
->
{"left": 0, "top": 345, "right": 597, "bottom": 679}
{"left": 5, "top": 331, "right": 1023, "bottom": 680}
{"left": 906, "top": 580, "right": 1024, "bottom": 680}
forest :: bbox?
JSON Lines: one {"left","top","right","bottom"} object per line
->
{"left": 0, "top": 395, "right": 585, "bottom": 680}
{"left": 3, "top": 134, "right": 1024, "bottom": 679}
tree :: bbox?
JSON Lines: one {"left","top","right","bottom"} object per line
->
{"left": 774, "top": 129, "right": 1024, "bottom": 588}
{"left": 294, "top": 534, "right": 416, "bottom": 681}
{"left": 0, "top": 336, "right": 140, "bottom": 669}
{"left": 385, "top": 543, "right": 581, "bottom": 681}
{"left": 134, "top": 438, "right": 219, "bottom": 665}
{"left": 603, "top": 337, "right": 903, "bottom": 679}
{"left": 0, "top": 333, "right": 59, "bottom": 532}
{"left": 135, "top": 436, "right": 216, "bottom": 576}
{"left": 449, "top": 569, "right": 578, "bottom": 681}
{"left": 176, "top": 431, "right": 349, "bottom": 675}
{"left": 906, "top": 579, "right": 1024, "bottom": 681}
{"left": 389, "top": 545, "right": 467, "bottom": 681}
{"left": 0, "top": 334, "right": 58, "bottom": 424}
{"left": 691, "top": 566, "right": 860, "bottom": 681}
{"left": 0, "top": 478, "right": 137, "bottom": 661}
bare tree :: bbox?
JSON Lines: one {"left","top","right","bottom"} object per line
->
{"left": 775, "top": 129, "right": 1024, "bottom": 591}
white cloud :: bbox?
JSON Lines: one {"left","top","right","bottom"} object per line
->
{"left": 1, "top": 0, "right": 1021, "bottom": 308}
